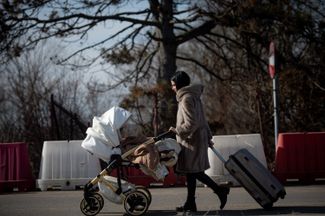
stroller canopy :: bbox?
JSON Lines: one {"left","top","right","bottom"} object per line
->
{"left": 101, "top": 106, "right": 132, "bottom": 132}
{"left": 81, "top": 106, "right": 131, "bottom": 161}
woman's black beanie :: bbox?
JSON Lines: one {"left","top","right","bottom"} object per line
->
{"left": 171, "top": 71, "right": 191, "bottom": 89}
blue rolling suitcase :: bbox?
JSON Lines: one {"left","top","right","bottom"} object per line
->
{"left": 210, "top": 147, "right": 286, "bottom": 209}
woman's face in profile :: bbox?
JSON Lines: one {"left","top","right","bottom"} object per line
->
{"left": 171, "top": 81, "right": 177, "bottom": 93}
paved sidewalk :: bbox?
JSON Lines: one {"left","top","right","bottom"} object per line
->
{"left": 0, "top": 185, "right": 325, "bottom": 215}
{"left": 146, "top": 185, "right": 325, "bottom": 215}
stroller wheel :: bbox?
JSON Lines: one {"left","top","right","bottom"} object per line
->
{"left": 135, "top": 186, "right": 152, "bottom": 205}
{"left": 93, "top": 193, "right": 104, "bottom": 210}
{"left": 123, "top": 190, "right": 150, "bottom": 216}
{"left": 80, "top": 195, "right": 102, "bottom": 216}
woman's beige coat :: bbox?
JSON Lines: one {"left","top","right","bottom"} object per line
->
{"left": 175, "top": 84, "right": 212, "bottom": 173}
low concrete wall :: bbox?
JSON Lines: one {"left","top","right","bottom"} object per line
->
{"left": 37, "top": 140, "right": 101, "bottom": 191}
{"left": 206, "top": 134, "right": 267, "bottom": 186}
{"left": 274, "top": 132, "right": 325, "bottom": 184}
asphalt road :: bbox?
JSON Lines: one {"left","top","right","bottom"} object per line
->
{"left": 1, "top": 184, "right": 325, "bottom": 216}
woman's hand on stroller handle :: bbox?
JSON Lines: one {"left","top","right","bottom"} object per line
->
{"left": 168, "top": 127, "right": 177, "bottom": 134}
{"left": 209, "top": 140, "right": 215, "bottom": 147}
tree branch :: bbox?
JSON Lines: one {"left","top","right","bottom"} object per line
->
{"left": 176, "top": 55, "right": 225, "bottom": 81}
{"left": 12, "top": 10, "right": 159, "bottom": 27}
{"left": 176, "top": 20, "right": 216, "bottom": 45}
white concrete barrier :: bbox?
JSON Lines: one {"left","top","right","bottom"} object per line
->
{"left": 37, "top": 140, "right": 101, "bottom": 191}
{"left": 206, "top": 134, "right": 267, "bottom": 186}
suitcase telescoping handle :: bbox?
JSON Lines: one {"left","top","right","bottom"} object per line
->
{"left": 209, "top": 146, "right": 227, "bottom": 164}
{"left": 168, "top": 128, "right": 227, "bottom": 164}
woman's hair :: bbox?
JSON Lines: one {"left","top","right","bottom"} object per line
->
{"left": 171, "top": 71, "right": 191, "bottom": 90}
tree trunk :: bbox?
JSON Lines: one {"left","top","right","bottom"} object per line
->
{"left": 156, "top": 0, "right": 178, "bottom": 132}
{"left": 161, "top": 0, "right": 177, "bottom": 82}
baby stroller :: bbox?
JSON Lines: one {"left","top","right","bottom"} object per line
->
{"left": 80, "top": 106, "right": 180, "bottom": 216}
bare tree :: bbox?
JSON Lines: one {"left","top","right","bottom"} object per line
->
{"left": 0, "top": 41, "right": 99, "bottom": 176}
{"left": 0, "top": 1, "right": 231, "bottom": 83}
{"left": 0, "top": 0, "right": 237, "bottom": 133}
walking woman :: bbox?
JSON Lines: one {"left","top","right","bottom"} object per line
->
{"left": 169, "top": 71, "right": 230, "bottom": 213}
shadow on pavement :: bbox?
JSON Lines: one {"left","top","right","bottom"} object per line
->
{"left": 218, "top": 206, "right": 325, "bottom": 215}
{"left": 144, "top": 206, "right": 325, "bottom": 215}
{"left": 145, "top": 210, "right": 178, "bottom": 215}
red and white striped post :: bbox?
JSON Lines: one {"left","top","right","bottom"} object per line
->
{"left": 269, "top": 41, "right": 279, "bottom": 147}
{"left": 269, "top": 41, "right": 276, "bottom": 79}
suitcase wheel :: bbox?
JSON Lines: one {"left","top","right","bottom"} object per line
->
{"left": 278, "top": 190, "right": 286, "bottom": 199}
{"left": 262, "top": 202, "right": 273, "bottom": 210}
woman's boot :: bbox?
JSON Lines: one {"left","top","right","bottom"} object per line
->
{"left": 216, "top": 187, "right": 230, "bottom": 210}
{"left": 176, "top": 198, "right": 197, "bottom": 212}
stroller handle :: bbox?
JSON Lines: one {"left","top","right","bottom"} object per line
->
{"left": 121, "top": 130, "right": 174, "bottom": 159}
{"left": 153, "top": 130, "right": 174, "bottom": 142}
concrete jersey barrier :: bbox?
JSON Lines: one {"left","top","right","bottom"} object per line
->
{"left": 206, "top": 134, "right": 267, "bottom": 186}
{"left": 37, "top": 140, "right": 101, "bottom": 191}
